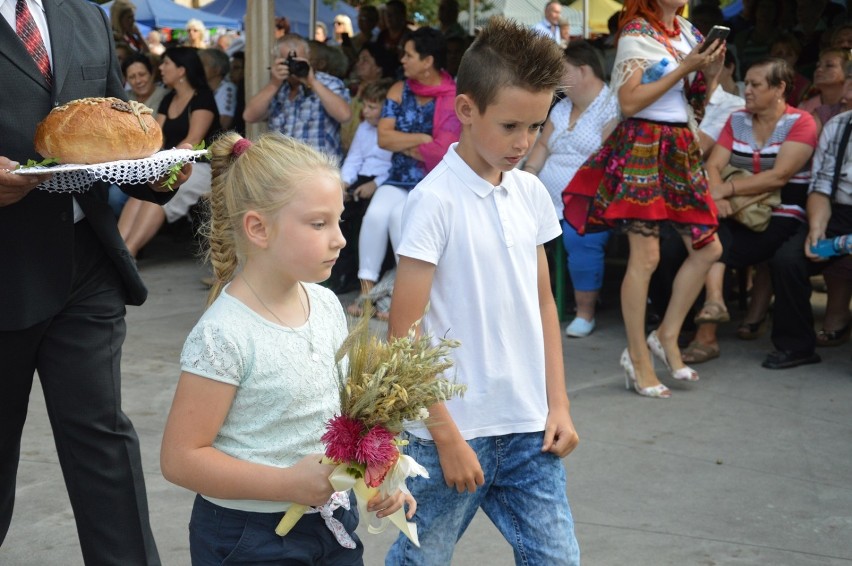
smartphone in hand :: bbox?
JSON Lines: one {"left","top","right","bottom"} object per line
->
{"left": 699, "top": 25, "right": 730, "bottom": 53}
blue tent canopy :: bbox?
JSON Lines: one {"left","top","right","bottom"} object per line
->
{"left": 201, "top": 0, "right": 358, "bottom": 38}
{"left": 101, "top": 0, "right": 241, "bottom": 30}
{"left": 722, "top": 0, "right": 743, "bottom": 19}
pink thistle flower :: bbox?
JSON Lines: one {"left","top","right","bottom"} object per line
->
{"left": 322, "top": 415, "right": 364, "bottom": 463}
{"left": 358, "top": 426, "right": 400, "bottom": 487}
{"left": 356, "top": 426, "right": 398, "bottom": 466}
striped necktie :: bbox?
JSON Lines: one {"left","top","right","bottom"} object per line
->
{"left": 16, "top": 0, "right": 53, "bottom": 87}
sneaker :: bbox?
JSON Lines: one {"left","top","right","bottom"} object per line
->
{"left": 565, "top": 317, "right": 595, "bottom": 338}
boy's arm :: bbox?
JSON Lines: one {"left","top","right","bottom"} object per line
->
{"left": 389, "top": 255, "right": 485, "bottom": 493}
{"left": 536, "top": 245, "right": 579, "bottom": 458}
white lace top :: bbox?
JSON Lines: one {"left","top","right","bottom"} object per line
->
{"left": 180, "top": 283, "right": 347, "bottom": 512}
{"left": 538, "top": 86, "right": 619, "bottom": 216}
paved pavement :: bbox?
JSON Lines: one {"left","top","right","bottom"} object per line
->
{"left": 2, "top": 228, "right": 852, "bottom": 565}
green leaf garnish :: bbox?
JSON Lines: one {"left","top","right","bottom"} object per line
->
{"left": 161, "top": 162, "right": 183, "bottom": 191}
{"left": 18, "top": 157, "right": 59, "bottom": 169}
{"left": 192, "top": 140, "right": 211, "bottom": 159}
{"left": 161, "top": 143, "right": 210, "bottom": 190}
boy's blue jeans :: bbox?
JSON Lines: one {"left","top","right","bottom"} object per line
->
{"left": 386, "top": 431, "right": 580, "bottom": 566}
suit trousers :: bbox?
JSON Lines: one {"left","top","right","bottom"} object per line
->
{"left": 0, "top": 219, "right": 160, "bottom": 565}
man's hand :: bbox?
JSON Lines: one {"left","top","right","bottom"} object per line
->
{"left": 541, "top": 408, "right": 579, "bottom": 458}
{"left": 0, "top": 156, "right": 50, "bottom": 207}
{"left": 149, "top": 143, "right": 193, "bottom": 193}
{"left": 270, "top": 56, "right": 289, "bottom": 87}
{"left": 805, "top": 227, "right": 828, "bottom": 261}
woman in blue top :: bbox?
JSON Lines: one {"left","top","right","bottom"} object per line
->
{"left": 349, "top": 28, "right": 460, "bottom": 319}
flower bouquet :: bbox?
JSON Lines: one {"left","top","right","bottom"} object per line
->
{"left": 275, "top": 305, "right": 465, "bottom": 546}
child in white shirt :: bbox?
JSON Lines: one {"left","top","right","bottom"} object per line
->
{"left": 386, "top": 18, "right": 580, "bottom": 565}
{"left": 161, "top": 132, "right": 412, "bottom": 564}
{"left": 330, "top": 79, "right": 394, "bottom": 294}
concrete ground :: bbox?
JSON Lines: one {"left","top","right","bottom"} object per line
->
{"left": 2, "top": 228, "right": 851, "bottom": 565}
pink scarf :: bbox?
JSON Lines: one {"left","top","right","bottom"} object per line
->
{"left": 408, "top": 70, "right": 461, "bottom": 172}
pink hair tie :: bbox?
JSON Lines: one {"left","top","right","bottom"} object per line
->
{"left": 232, "top": 138, "right": 252, "bottom": 157}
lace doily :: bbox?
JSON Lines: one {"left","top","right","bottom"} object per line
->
{"left": 12, "top": 148, "right": 209, "bottom": 193}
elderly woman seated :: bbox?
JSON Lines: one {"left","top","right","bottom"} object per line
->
{"left": 687, "top": 57, "right": 820, "bottom": 370}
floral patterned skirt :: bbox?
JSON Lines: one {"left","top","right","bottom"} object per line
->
{"left": 562, "top": 118, "right": 718, "bottom": 249}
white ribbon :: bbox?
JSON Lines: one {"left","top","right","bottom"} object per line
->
{"left": 328, "top": 454, "right": 429, "bottom": 547}
{"left": 305, "top": 491, "right": 357, "bottom": 549}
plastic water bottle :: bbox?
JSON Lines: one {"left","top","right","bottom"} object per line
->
{"left": 811, "top": 235, "right": 852, "bottom": 257}
{"left": 641, "top": 59, "right": 669, "bottom": 84}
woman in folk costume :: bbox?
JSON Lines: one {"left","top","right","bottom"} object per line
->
{"left": 563, "top": 0, "right": 725, "bottom": 398}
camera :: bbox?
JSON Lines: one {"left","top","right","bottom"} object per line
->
{"left": 286, "top": 51, "right": 310, "bottom": 79}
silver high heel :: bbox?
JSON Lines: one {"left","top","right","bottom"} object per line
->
{"left": 647, "top": 331, "right": 699, "bottom": 382}
{"left": 620, "top": 348, "right": 671, "bottom": 398}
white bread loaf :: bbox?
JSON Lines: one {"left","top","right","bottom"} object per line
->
{"left": 34, "top": 97, "right": 163, "bottom": 164}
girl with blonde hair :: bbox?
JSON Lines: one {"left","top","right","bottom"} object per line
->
{"left": 161, "top": 132, "right": 414, "bottom": 563}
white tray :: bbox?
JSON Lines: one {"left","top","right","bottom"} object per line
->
{"left": 13, "top": 148, "right": 209, "bottom": 193}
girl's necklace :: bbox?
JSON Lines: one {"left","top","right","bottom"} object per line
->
{"left": 241, "top": 274, "right": 319, "bottom": 362}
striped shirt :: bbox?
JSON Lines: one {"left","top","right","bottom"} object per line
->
{"left": 716, "top": 106, "right": 817, "bottom": 221}
{"left": 809, "top": 109, "right": 852, "bottom": 206}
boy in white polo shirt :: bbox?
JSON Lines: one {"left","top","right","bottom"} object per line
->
{"left": 385, "top": 17, "right": 580, "bottom": 566}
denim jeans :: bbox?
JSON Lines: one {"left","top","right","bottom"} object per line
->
{"left": 189, "top": 494, "right": 363, "bottom": 565}
{"left": 561, "top": 219, "right": 610, "bottom": 292}
{"left": 386, "top": 432, "right": 580, "bottom": 566}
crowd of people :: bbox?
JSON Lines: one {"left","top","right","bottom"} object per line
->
{"left": 3, "top": 0, "right": 852, "bottom": 563}
{"left": 101, "top": 0, "right": 852, "bottom": 374}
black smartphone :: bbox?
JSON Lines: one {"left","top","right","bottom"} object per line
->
{"left": 699, "top": 25, "right": 730, "bottom": 53}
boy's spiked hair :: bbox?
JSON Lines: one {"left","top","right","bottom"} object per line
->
{"left": 455, "top": 17, "right": 565, "bottom": 113}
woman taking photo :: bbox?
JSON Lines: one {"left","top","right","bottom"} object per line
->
{"left": 563, "top": 0, "right": 725, "bottom": 398}
{"left": 686, "top": 58, "right": 818, "bottom": 369}
{"left": 348, "top": 27, "right": 460, "bottom": 319}
{"left": 118, "top": 47, "right": 220, "bottom": 259}
{"left": 524, "top": 41, "right": 619, "bottom": 338}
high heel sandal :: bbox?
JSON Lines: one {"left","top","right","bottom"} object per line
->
{"left": 620, "top": 349, "right": 671, "bottom": 399}
{"left": 647, "top": 331, "right": 699, "bottom": 382}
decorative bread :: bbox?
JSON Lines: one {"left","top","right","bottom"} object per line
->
{"left": 34, "top": 97, "right": 163, "bottom": 164}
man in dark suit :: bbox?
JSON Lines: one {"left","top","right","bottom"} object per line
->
{"left": 0, "top": 1, "right": 190, "bottom": 563}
